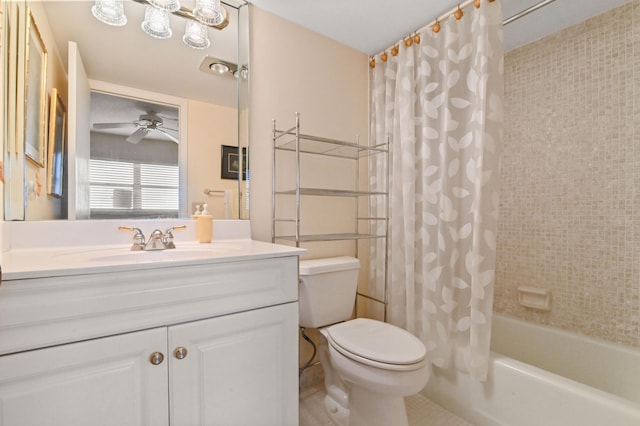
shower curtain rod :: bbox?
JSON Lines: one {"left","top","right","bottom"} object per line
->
{"left": 503, "top": 0, "right": 557, "bottom": 26}
{"left": 418, "top": 0, "right": 558, "bottom": 34}
{"left": 373, "top": 0, "right": 557, "bottom": 58}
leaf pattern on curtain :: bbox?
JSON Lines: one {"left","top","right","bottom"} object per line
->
{"left": 369, "top": 1, "right": 503, "bottom": 380}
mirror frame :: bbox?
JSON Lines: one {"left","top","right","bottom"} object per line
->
{"left": 24, "top": 7, "right": 47, "bottom": 168}
{"left": 46, "top": 87, "right": 65, "bottom": 197}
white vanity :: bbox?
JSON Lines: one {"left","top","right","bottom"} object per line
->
{"left": 0, "top": 220, "right": 304, "bottom": 426}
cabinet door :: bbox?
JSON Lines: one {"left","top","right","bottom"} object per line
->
{"left": 169, "top": 302, "right": 299, "bottom": 426}
{"left": 0, "top": 328, "right": 169, "bottom": 426}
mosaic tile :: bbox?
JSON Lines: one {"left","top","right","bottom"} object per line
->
{"left": 497, "top": 0, "right": 640, "bottom": 348}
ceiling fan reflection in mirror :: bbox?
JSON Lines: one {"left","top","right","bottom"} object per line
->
{"left": 92, "top": 112, "right": 179, "bottom": 144}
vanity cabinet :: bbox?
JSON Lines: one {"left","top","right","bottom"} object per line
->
{"left": 169, "top": 302, "right": 297, "bottom": 425}
{"left": 0, "top": 254, "right": 300, "bottom": 426}
{"left": 0, "top": 327, "right": 169, "bottom": 426}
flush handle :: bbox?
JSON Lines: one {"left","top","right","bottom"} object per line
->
{"left": 174, "top": 347, "right": 188, "bottom": 360}
{"left": 149, "top": 352, "right": 165, "bottom": 365}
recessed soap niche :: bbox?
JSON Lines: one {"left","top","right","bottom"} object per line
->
{"left": 518, "top": 286, "right": 551, "bottom": 311}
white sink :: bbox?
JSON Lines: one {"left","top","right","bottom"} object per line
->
{"left": 90, "top": 249, "right": 218, "bottom": 263}
{"left": 50, "top": 242, "right": 246, "bottom": 264}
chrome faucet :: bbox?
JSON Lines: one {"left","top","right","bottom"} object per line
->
{"left": 144, "top": 229, "right": 165, "bottom": 251}
{"left": 162, "top": 225, "right": 186, "bottom": 249}
{"left": 119, "top": 225, "right": 186, "bottom": 251}
{"left": 118, "top": 226, "right": 146, "bottom": 251}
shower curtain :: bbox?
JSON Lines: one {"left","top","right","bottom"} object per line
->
{"left": 369, "top": 0, "right": 503, "bottom": 380}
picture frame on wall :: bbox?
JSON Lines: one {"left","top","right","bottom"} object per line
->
{"left": 24, "top": 8, "right": 48, "bottom": 168}
{"left": 221, "top": 145, "right": 247, "bottom": 180}
{"left": 47, "top": 88, "right": 65, "bottom": 197}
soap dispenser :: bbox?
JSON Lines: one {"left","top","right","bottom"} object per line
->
{"left": 196, "top": 203, "right": 213, "bottom": 243}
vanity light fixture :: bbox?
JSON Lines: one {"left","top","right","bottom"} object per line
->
{"left": 91, "top": 0, "right": 229, "bottom": 50}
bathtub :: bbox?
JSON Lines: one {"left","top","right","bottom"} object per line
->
{"left": 422, "top": 314, "right": 640, "bottom": 426}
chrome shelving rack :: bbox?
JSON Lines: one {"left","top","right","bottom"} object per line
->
{"left": 272, "top": 113, "right": 390, "bottom": 318}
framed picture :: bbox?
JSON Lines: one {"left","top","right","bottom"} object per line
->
{"left": 47, "top": 88, "right": 65, "bottom": 197}
{"left": 24, "top": 8, "right": 48, "bottom": 167}
{"left": 221, "top": 145, "right": 247, "bottom": 180}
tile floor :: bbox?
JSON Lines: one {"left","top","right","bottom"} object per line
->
{"left": 299, "top": 384, "right": 475, "bottom": 426}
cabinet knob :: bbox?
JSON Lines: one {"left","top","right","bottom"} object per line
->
{"left": 174, "top": 347, "right": 188, "bottom": 360}
{"left": 149, "top": 352, "right": 165, "bottom": 365}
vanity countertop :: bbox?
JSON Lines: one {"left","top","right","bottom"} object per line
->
{"left": 1, "top": 239, "right": 305, "bottom": 281}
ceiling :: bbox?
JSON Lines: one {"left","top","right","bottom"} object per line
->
{"left": 90, "top": 92, "right": 179, "bottom": 143}
{"left": 41, "top": 0, "right": 242, "bottom": 107}
{"left": 246, "top": 0, "right": 630, "bottom": 54}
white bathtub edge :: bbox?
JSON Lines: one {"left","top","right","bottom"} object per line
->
{"left": 423, "top": 351, "right": 640, "bottom": 426}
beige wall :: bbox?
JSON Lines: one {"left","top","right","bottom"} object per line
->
{"left": 496, "top": 0, "right": 640, "bottom": 348}
{"left": 247, "top": 6, "right": 369, "bottom": 382}
{"left": 248, "top": 6, "right": 369, "bottom": 255}
{"left": 187, "top": 100, "right": 238, "bottom": 220}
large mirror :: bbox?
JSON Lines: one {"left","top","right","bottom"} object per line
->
{"left": 2, "top": 0, "right": 249, "bottom": 221}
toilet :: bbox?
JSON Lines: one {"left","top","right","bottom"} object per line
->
{"left": 299, "top": 256, "right": 429, "bottom": 426}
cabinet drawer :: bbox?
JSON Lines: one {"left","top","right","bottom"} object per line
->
{"left": 0, "top": 256, "right": 298, "bottom": 355}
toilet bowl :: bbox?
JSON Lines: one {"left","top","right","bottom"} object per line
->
{"left": 299, "top": 257, "right": 429, "bottom": 426}
{"left": 320, "top": 319, "right": 429, "bottom": 426}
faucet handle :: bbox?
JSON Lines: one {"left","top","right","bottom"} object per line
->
{"left": 119, "top": 226, "right": 145, "bottom": 251}
{"left": 163, "top": 225, "right": 187, "bottom": 249}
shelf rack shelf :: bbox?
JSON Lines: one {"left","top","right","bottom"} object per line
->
{"left": 274, "top": 188, "right": 387, "bottom": 197}
{"left": 271, "top": 113, "right": 390, "bottom": 319}
{"left": 274, "top": 233, "right": 386, "bottom": 243}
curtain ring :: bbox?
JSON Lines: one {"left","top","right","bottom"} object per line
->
{"left": 391, "top": 45, "right": 399, "bottom": 56}
{"left": 405, "top": 37, "right": 413, "bottom": 47}
{"left": 369, "top": 57, "right": 376, "bottom": 69}
{"left": 432, "top": 19, "right": 441, "bottom": 33}
{"left": 413, "top": 33, "right": 421, "bottom": 44}
{"left": 454, "top": 5, "right": 463, "bottom": 20}
{"left": 381, "top": 51, "right": 388, "bottom": 62}
{"left": 474, "top": 0, "right": 481, "bottom": 8}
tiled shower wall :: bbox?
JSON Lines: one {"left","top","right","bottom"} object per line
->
{"left": 495, "top": 0, "right": 640, "bottom": 347}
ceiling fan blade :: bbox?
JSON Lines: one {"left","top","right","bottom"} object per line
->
{"left": 153, "top": 127, "right": 179, "bottom": 143}
{"left": 126, "top": 127, "right": 149, "bottom": 144}
{"left": 93, "top": 122, "right": 136, "bottom": 130}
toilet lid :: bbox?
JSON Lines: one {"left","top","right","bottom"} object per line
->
{"left": 327, "top": 318, "right": 426, "bottom": 366}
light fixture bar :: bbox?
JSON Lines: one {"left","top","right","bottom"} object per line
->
{"left": 131, "top": 0, "right": 229, "bottom": 30}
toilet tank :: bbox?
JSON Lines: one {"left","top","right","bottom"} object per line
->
{"left": 298, "top": 256, "right": 360, "bottom": 328}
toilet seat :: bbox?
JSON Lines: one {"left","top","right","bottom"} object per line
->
{"left": 326, "top": 318, "right": 426, "bottom": 371}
